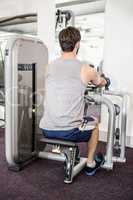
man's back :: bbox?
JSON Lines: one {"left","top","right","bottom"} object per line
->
{"left": 40, "top": 26, "right": 106, "bottom": 175}
{"left": 39, "top": 58, "right": 86, "bottom": 130}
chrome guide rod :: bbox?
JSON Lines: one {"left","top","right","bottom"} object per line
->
{"left": 72, "top": 157, "right": 87, "bottom": 178}
{"left": 38, "top": 151, "right": 66, "bottom": 162}
{"left": 104, "top": 91, "right": 128, "bottom": 162}
{"left": 120, "top": 94, "right": 128, "bottom": 161}
{"left": 101, "top": 97, "right": 116, "bottom": 169}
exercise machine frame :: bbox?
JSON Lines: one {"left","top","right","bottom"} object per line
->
{"left": 4, "top": 36, "right": 128, "bottom": 184}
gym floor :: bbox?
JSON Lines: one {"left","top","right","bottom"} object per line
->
{"left": 0, "top": 129, "right": 133, "bottom": 200}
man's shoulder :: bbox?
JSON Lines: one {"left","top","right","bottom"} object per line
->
{"left": 49, "top": 58, "right": 93, "bottom": 67}
{"left": 81, "top": 60, "right": 94, "bottom": 67}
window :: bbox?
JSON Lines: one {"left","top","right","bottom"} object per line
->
{"left": 75, "top": 12, "right": 104, "bottom": 66}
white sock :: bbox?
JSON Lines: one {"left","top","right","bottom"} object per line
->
{"left": 87, "top": 160, "right": 96, "bottom": 168}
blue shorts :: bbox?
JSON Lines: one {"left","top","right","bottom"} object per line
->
{"left": 42, "top": 128, "right": 92, "bottom": 143}
{"left": 42, "top": 116, "right": 96, "bottom": 142}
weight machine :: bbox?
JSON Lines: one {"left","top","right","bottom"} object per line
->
{"left": 4, "top": 36, "right": 128, "bottom": 183}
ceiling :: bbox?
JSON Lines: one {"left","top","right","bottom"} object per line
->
{"left": 0, "top": 14, "right": 37, "bottom": 35}
{"left": 56, "top": 0, "right": 77, "bottom": 3}
{"left": 0, "top": 0, "right": 105, "bottom": 35}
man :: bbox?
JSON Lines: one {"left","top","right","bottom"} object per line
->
{"left": 39, "top": 26, "right": 107, "bottom": 176}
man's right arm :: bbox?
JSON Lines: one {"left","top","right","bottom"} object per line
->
{"left": 80, "top": 64, "right": 107, "bottom": 87}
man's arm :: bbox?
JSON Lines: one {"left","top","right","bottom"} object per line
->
{"left": 80, "top": 64, "right": 107, "bottom": 86}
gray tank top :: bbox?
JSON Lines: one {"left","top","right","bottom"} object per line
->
{"left": 39, "top": 58, "right": 86, "bottom": 130}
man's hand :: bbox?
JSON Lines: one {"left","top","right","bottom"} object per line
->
{"left": 98, "top": 77, "right": 107, "bottom": 87}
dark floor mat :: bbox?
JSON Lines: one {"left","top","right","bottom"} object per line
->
{"left": 0, "top": 128, "right": 133, "bottom": 200}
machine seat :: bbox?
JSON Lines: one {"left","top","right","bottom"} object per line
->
{"left": 39, "top": 137, "right": 78, "bottom": 147}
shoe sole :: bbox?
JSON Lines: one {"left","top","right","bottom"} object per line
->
{"left": 85, "top": 159, "right": 105, "bottom": 176}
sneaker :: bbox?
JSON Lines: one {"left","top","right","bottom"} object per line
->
{"left": 85, "top": 152, "right": 105, "bottom": 176}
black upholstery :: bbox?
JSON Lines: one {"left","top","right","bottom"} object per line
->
{"left": 40, "top": 137, "right": 77, "bottom": 147}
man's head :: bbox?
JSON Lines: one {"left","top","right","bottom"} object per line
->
{"left": 59, "top": 26, "right": 81, "bottom": 55}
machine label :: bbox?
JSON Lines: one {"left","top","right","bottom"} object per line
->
{"left": 18, "top": 64, "right": 33, "bottom": 71}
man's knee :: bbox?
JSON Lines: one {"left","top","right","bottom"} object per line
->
{"left": 94, "top": 121, "right": 99, "bottom": 129}
{"left": 92, "top": 123, "right": 99, "bottom": 135}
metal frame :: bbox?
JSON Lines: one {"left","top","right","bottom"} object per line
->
{"left": 104, "top": 90, "right": 128, "bottom": 163}
{"left": 85, "top": 89, "right": 128, "bottom": 169}
{"left": 85, "top": 94, "right": 116, "bottom": 169}
{"left": 39, "top": 152, "right": 87, "bottom": 184}
{"left": 4, "top": 36, "right": 128, "bottom": 184}
{"left": 38, "top": 138, "right": 87, "bottom": 183}
{"left": 5, "top": 35, "right": 48, "bottom": 168}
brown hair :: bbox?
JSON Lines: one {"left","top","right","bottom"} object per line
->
{"left": 59, "top": 26, "right": 81, "bottom": 52}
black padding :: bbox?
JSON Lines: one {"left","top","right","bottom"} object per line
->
{"left": 39, "top": 137, "right": 77, "bottom": 147}
{"left": 114, "top": 104, "right": 120, "bottom": 115}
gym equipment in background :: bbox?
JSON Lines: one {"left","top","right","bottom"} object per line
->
{"left": 5, "top": 36, "right": 48, "bottom": 167}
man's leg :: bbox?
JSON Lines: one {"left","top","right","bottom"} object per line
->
{"left": 87, "top": 124, "right": 99, "bottom": 164}
{"left": 84, "top": 124, "right": 105, "bottom": 175}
